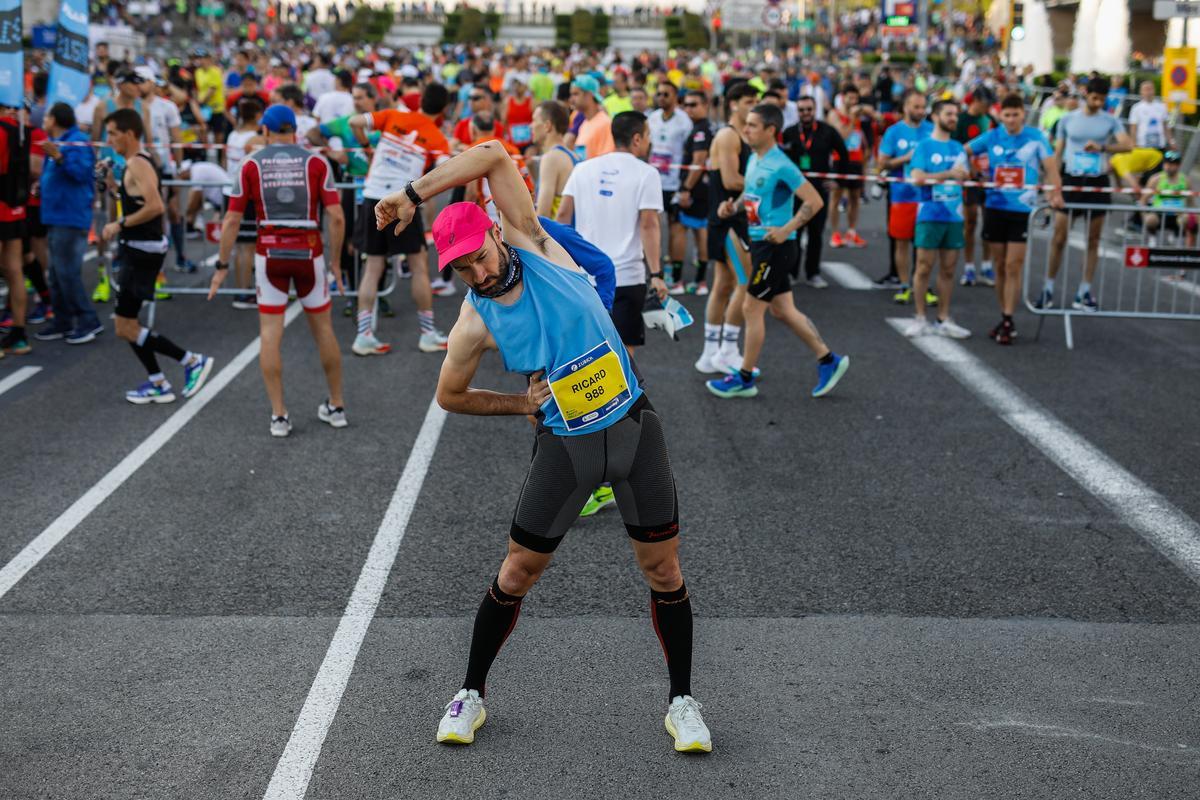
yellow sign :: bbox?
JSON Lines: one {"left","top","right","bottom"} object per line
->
{"left": 1162, "top": 47, "right": 1197, "bottom": 114}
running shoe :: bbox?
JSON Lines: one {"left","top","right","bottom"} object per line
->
{"left": 996, "top": 320, "right": 1017, "bottom": 346}
{"left": 893, "top": 287, "right": 913, "bottom": 304}
{"left": 847, "top": 231, "right": 867, "bottom": 248}
{"left": 154, "top": 276, "right": 171, "bottom": 300}
{"left": 665, "top": 695, "right": 712, "bottom": 754}
{"left": 960, "top": 264, "right": 978, "bottom": 286}
{"left": 1033, "top": 288, "right": 1054, "bottom": 309}
{"left": 806, "top": 275, "right": 829, "bottom": 289}
{"left": 693, "top": 352, "right": 725, "bottom": 375}
{"left": 379, "top": 297, "right": 395, "bottom": 317}
{"left": 904, "top": 316, "right": 930, "bottom": 337}
{"left": 126, "top": 380, "right": 176, "bottom": 405}
{"left": 579, "top": 485, "right": 616, "bottom": 517}
{"left": 352, "top": 333, "right": 392, "bottom": 356}
{"left": 829, "top": 231, "right": 845, "bottom": 248}
{"left": 399, "top": 260, "right": 412, "bottom": 278}
{"left": 1072, "top": 291, "right": 1099, "bottom": 312}
{"left": 668, "top": 282, "right": 686, "bottom": 296}
{"left": 436, "top": 688, "right": 486, "bottom": 745}
{"left": 696, "top": 282, "right": 709, "bottom": 296}
{"left": 182, "top": 354, "right": 215, "bottom": 398}
{"left": 723, "top": 362, "right": 761, "bottom": 379}
{"left": 232, "top": 294, "right": 258, "bottom": 310}
{"left": 185, "top": 226, "right": 203, "bottom": 240}
{"left": 873, "top": 273, "right": 901, "bottom": 289}
{"left": 173, "top": 259, "right": 198, "bottom": 274}
{"left": 979, "top": 262, "right": 997, "bottom": 286}
{"left": 92, "top": 273, "right": 111, "bottom": 303}
{"left": 684, "top": 282, "right": 698, "bottom": 294}
{"left": 988, "top": 319, "right": 1005, "bottom": 340}
{"left": 924, "top": 291, "right": 939, "bottom": 307}
{"left": 270, "top": 414, "right": 293, "bottom": 438}
{"left": 27, "top": 300, "right": 52, "bottom": 325}
{"left": 933, "top": 318, "right": 971, "bottom": 339}
{"left": 66, "top": 324, "right": 105, "bottom": 345}
{"left": 419, "top": 330, "right": 449, "bottom": 352}
{"left": 2, "top": 331, "right": 31, "bottom": 354}
{"left": 0, "top": 309, "right": 11, "bottom": 329}
{"left": 431, "top": 278, "right": 457, "bottom": 297}
{"left": 706, "top": 372, "right": 758, "bottom": 399}
{"left": 318, "top": 400, "right": 348, "bottom": 428}
{"left": 812, "top": 353, "right": 850, "bottom": 398}
{"left": 35, "top": 322, "right": 72, "bottom": 341}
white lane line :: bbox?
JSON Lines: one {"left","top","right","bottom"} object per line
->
{"left": 822, "top": 261, "right": 876, "bottom": 290}
{"left": 0, "top": 302, "right": 304, "bottom": 601}
{"left": 887, "top": 317, "right": 1200, "bottom": 585}
{"left": 0, "top": 366, "right": 43, "bottom": 398}
{"left": 263, "top": 398, "right": 447, "bottom": 800}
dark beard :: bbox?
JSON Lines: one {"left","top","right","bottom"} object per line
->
{"left": 473, "top": 243, "right": 523, "bottom": 299}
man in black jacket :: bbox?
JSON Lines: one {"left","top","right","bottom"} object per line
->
{"left": 781, "top": 95, "right": 849, "bottom": 287}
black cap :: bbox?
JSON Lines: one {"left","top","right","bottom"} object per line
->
{"left": 117, "top": 69, "right": 146, "bottom": 85}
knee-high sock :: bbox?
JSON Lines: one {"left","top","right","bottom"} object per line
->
{"left": 24, "top": 259, "right": 50, "bottom": 300}
{"left": 463, "top": 576, "right": 524, "bottom": 697}
{"left": 651, "top": 583, "right": 693, "bottom": 701}
{"left": 170, "top": 220, "right": 187, "bottom": 261}
{"left": 130, "top": 341, "right": 161, "bottom": 376}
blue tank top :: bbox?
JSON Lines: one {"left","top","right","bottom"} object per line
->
{"left": 468, "top": 246, "right": 642, "bottom": 436}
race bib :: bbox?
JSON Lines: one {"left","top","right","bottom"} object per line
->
{"left": 511, "top": 123, "right": 531, "bottom": 145}
{"left": 547, "top": 341, "right": 632, "bottom": 432}
{"left": 932, "top": 184, "right": 962, "bottom": 203}
{"left": 744, "top": 194, "right": 762, "bottom": 226}
{"left": 846, "top": 132, "right": 863, "bottom": 152}
{"left": 1144, "top": 129, "right": 1163, "bottom": 148}
{"left": 650, "top": 151, "right": 673, "bottom": 174}
{"left": 994, "top": 165, "right": 1024, "bottom": 190}
{"left": 799, "top": 154, "right": 812, "bottom": 170}
{"left": 1070, "top": 150, "right": 1103, "bottom": 177}
{"left": 362, "top": 132, "right": 427, "bottom": 199}
{"left": 1158, "top": 197, "right": 1186, "bottom": 209}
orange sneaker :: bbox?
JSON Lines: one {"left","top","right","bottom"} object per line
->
{"left": 847, "top": 231, "right": 867, "bottom": 248}
{"left": 829, "top": 231, "right": 844, "bottom": 248}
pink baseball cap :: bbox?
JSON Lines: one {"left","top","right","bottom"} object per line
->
{"left": 432, "top": 202, "right": 494, "bottom": 267}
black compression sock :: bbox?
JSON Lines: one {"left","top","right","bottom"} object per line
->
{"left": 651, "top": 583, "right": 693, "bottom": 701}
{"left": 131, "top": 342, "right": 161, "bottom": 374}
{"left": 818, "top": 352, "right": 835, "bottom": 365}
{"left": 24, "top": 260, "right": 50, "bottom": 297}
{"left": 738, "top": 368, "right": 754, "bottom": 383}
{"left": 146, "top": 331, "right": 187, "bottom": 363}
{"left": 463, "top": 576, "right": 524, "bottom": 697}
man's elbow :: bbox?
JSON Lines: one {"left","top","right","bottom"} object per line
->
{"left": 435, "top": 386, "right": 465, "bottom": 413}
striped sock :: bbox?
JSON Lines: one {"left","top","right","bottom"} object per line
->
{"left": 357, "top": 310, "right": 373, "bottom": 337}
{"left": 720, "top": 324, "right": 740, "bottom": 356}
{"left": 417, "top": 309, "right": 435, "bottom": 335}
{"left": 703, "top": 323, "right": 721, "bottom": 357}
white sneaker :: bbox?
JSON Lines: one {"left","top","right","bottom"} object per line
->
{"left": 696, "top": 282, "right": 709, "bottom": 296}
{"left": 715, "top": 349, "right": 742, "bottom": 373}
{"left": 318, "top": 401, "right": 348, "bottom": 428}
{"left": 419, "top": 330, "right": 449, "bottom": 352}
{"left": 904, "top": 316, "right": 930, "bottom": 338}
{"left": 352, "top": 333, "right": 392, "bottom": 356}
{"left": 667, "top": 282, "right": 686, "bottom": 296}
{"left": 805, "top": 275, "right": 829, "bottom": 289}
{"left": 436, "top": 688, "right": 487, "bottom": 744}
{"left": 694, "top": 351, "right": 725, "bottom": 374}
{"left": 270, "top": 414, "right": 292, "bottom": 438}
{"left": 431, "top": 280, "right": 458, "bottom": 298}
{"left": 665, "top": 695, "right": 712, "bottom": 753}
{"left": 934, "top": 318, "right": 972, "bottom": 339}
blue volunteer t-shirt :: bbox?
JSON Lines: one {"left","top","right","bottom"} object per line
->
{"left": 910, "top": 138, "right": 968, "bottom": 223}
{"left": 744, "top": 146, "right": 806, "bottom": 242}
{"left": 880, "top": 120, "right": 934, "bottom": 203}
{"left": 968, "top": 126, "right": 1053, "bottom": 213}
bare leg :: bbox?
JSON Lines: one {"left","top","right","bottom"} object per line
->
{"left": 408, "top": 250, "right": 433, "bottom": 313}
{"left": 935, "top": 248, "right": 958, "bottom": 321}
{"left": 894, "top": 238, "right": 913, "bottom": 284}
{"left": 305, "top": 308, "right": 344, "bottom": 407}
{"left": 846, "top": 189, "right": 861, "bottom": 233}
{"left": 357, "top": 254, "right": 385, "bottom": 313}
{"left": 3, "top": 239, "right": 26, "bottom": 326}
{"left": 1002, "top": 243, "right": 1026, "bottom": 315}
{"left": 1083, "top": 212, "right": 1104, "bottom": 283}
{"left": 739, "top": 294, "right": 769, "bottom": 373}
{"left": 912, "top": 248, "right": 934, "bottom": 316}
{"left": 258, "top": 312, "right": 286, "bottom": 417}
{"left": 1048, "top": 211, "right": 1070, "bottom": 281}
{"left": 768, "top": 293, "right": 830, "bottom": 355}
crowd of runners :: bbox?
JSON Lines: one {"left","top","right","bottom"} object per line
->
{"left": 3, "top": 38, "right": 1198, "bottom": 754}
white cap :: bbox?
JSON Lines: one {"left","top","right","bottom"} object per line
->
{"left": 134, "top": 65, "right": 156, "bottom": 82}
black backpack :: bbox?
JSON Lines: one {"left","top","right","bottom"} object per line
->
{"left": 0, "top": 118, "right": 30, "bottom": 208}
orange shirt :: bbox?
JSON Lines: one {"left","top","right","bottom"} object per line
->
{"left": 362, "top": 109, "right": 451, "bottom": 200}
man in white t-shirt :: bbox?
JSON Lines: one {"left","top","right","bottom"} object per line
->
{"left": 1127, "top": 81, "right": 1173, "bottom": 150}
{"left": 137, "top": 68, "right": 182, "bottom": 175}
{"left": 312, "top": 69, "right": 356, "bottom": 123}
{"left": 557, "top": 110, "right": 667, "bottom": 352}
{"left": 646, "top": 81, "right": 693, "bottom": 291}
{"left": 303, "top": 52, "right": 335, "bottom": 104}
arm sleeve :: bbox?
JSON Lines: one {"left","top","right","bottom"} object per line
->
{"left": 539, "top": 215, "right": 616, "bottom": 310}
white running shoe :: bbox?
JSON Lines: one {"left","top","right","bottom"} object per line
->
{"left": 318, "top": 401, "right": 348, "bottom": 428}
{"left": 806, "top": 275, "right": 829, "bottom": 289}
{"left": 419, "top": 330, "right": 450, "bottom": 352}
{"left": 694, "top": 352, "right": 725, "bottom": 374}
{"left": 714, "top": 349, "right": 743, "bottom": 373}
{"left": 352, "top": 333, "right": 392, "bottom": 356}
{"left": 270, "top": 414, "right": 292, "bottom": 438}
{"left": 934, "top": 318, "right": 972, "bottom": 339}
{"left": 667, "top": 282, "right": 686, "bottom": 296}
{"left": 904, "top": 316, "right": 930, "bottom": 338}
{"left": 436, "top": 688, "right": 487, "bottom": 744}
{"left": 431, "top": 280, "right": 458, "bottom": 298}
{"left": 665, "top": 695, "right": 712, "bottom": 753}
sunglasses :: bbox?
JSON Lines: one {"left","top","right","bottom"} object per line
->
{"left": 656, "top": 91, "right": 672, "bottom": 97}
{"left": 469, "top": 95, "right": 487, "bottom": 101}
{"left": 682, "top": 102, "right": 701, "bottom": 108}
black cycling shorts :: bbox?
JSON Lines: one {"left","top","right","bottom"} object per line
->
{"left": 981, "top": 208, "right": 1031, "bottom": 244}
{"left": 510, "top": 395, "right": 679, "bottom": 553}
{"left": 707, "top": 214, "right": 749, "bottom": 283}
{"left": 610, "top": 283, "right": 647, "bottom": 347}
{"left": 1061, "top": 172, "right": 1113, "bottom": 213}
{"left": 115, "top": 245, "right": 167, "bottom": 319}
{"left": 747, "top": 239, "right": 798, "bottom": 301}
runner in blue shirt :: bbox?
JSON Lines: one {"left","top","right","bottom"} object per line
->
{"left": 878, "top": 90, "right": 934, "bottom": 303}
{"left": 965, "top": 93, "right": 1063, "bottom": 344}
{"left": 906, "top": 100, "right": 972, "bottom": 339}
{"left": 707, "top": 103, "right": 849, "bottom": 400}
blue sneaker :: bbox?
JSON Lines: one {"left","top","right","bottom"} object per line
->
{"left": 66, "top": 324, "right": 105, "bottom": 344}
{"left": 960, "top": 264, "right": 978, "bottom": 286}
{"left": 706, "top": 372, "right": 758, "bottom": 399}
{"left": 1033, "top": 288, "right": 1054, "bottom": 309}
{"left": 173, "top": 259, "right": 198, "bottom": 274}
{"left": 182, "top": 355, "right": 215, "bottom": 398}
{"left": 979, "top": 263, "right": 996, "bottom": 286}
{"left": 27, "top": 300, "right": 52, "bottom": 325}
{"left": 126, "top": 380, "right": 176, "bottom": 405}
{"left": 812, "top": 354, "right": 850, "bottom": 398}
{"left": 35, "top": 321, "right": 73, "bottom": 341}
{"left": 1071, "top": 291, "right": 1098, "bottom": 312}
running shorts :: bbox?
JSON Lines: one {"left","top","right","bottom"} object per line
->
{"left": 0, "top": 218, "right": 25, "bottom": 242}
{"left": 662, "top": 190, "right": 680, "bottom": 222}
{"left": 115, "top": 245, "right": 167, "bottom": 319}
{"left": 611, "top": 283, "right": 647, "bottom": 347}
{"left": 888, "top": 201, "right": 918, "bottom": 240}
{"left": 837, "top": 161, "right": 864, "bottom": 191}
{"left": 707, "top": 216, "right": 749, "bottom": 285}
{"left": 26, "top": 205, "right": 47, "bottom": 239}
{"left": 255, "top": 253, "right": 331, "bottom": 314}
{"left": 359, "top": 197, "right": 426, "bottom": 256}
{"left": 1061, "top": 172, "right": 1113, "bottom": 212}
{"left": 747, "top": 239, "right": 798, "bottom": 301}
{"left": 914, "top": 221, "right": 965, "bottom": 250}
{"left": 964, "top": 185, "right": 986, "bottom": 206}
{"left": 510, "top": 394, "right": 678, "bottom": 552}
{"left": 981, "top": 208, "right": 1031, "bottom": 243}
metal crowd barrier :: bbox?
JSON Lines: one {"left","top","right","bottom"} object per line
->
{"left": 1022, "top": 202, "right": 1200, "bottom": 349}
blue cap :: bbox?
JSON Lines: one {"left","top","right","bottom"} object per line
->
{"left": 261, "top": 104, "right": 297, "bottom": 133}
{"left": 572, "top": 75, "right": 604, "bottom": 104}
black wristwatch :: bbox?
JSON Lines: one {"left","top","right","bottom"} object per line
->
{"left": 648, "top": 271, "right": 664, "bottom": 280}
{"left": 404, "top": 181, "right": 423, "bottom": 206}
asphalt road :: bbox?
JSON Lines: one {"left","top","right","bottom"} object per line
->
{"left": 2, "top": 197, "right": 1198, "bottom": 800}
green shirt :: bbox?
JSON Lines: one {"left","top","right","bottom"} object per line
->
{"left": 320, "top": 114, "right": 379, "bottom": 177}
{"left": 530, "top": 72, "right": 556, "bottom": 103}
{"left": 603, "top": 93, "right": 634, "bottom": 117}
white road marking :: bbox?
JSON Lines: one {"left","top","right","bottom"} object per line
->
{"left": 822, "top": 261, "right": 876, "bottom": 290}
{"left": 0, "top": 302, "right": 304, "bottom": 601}
{"left": 0, "top": 366, "right": 43, "bottom": 398}
{"left": 262, "top": 398, "right": 448, "bottom": 800}
{"left": 887, "top": 318, "right": 1200, "bottom": 585}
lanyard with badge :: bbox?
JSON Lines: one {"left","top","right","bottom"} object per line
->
{"left": 795, "top": 125, "right": 814, "bottom": 170}
{"left": 546, "top": 340, "right": 632, "bottom": 432}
